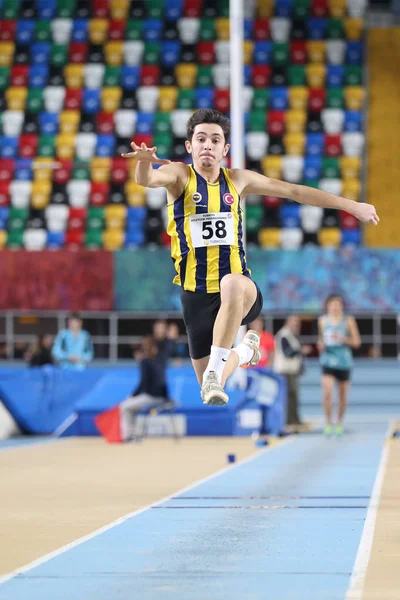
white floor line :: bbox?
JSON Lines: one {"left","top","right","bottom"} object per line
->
{"left": 0, "top": 436, "right": 295, "bottom": 585}
{"left": 345, "top": 421, "right": 395, "bottom": 600}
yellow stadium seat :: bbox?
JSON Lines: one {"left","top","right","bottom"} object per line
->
{"left": 110, "top": 0, "right": 129, "bottom": 20}
{"left": 307, "top": 41, "right": 326, "bottom": 63}
{"left": 288, "top": 86, "right": 309, "bottom": 110}
{"left": 59, "top": 110, "right": 80, "bottom": 134}
{"left": 88, "top": 19, "right": 109, "bottom": 45}
{"left": 64, "top": 64, "right": 84, "bottom": 89}
{"left": 91, "top": 158, "right": 111, "bottom": 183}
{"left": 101, "top": 87, "right": 122, "bottom": 112}
{"left": 105, "top": 204, "right": 127, "bottom": 229}
{"left": 158, "top": 87, "right": 178, "bottom": 113}
{"left": 344, "top": 86, "right": 365, "bottom": 111}
{"left": 56, "top": 133, "right": 75, "bottom": 160}
{"left": 175, "top": 64, "right": 197, "bottom": 89}
{"left": 125, "top": 181, "right": 146, "bottom": 206}
{"left": 259, "top": 228, "right": 281, "bottom": 248}
{"left": 31, "top": 194, "right": 50, "bottom": 210}
{"left": 257, "top": 0, "right": 274, "bottom": 18}
{"left": 306, "top": 64, "right": 326, "bottom": 88}
{"left": 216, "top": 18, "right": 230, "bottom": 41}
{"left": 32, "top": 180, "right": 52, "bottom": 210}
{"left": 342, "top": 179, "right": 361, "bottom": 201}
{"left": 125, "top": 157, "right": 137, "bottom": 179}
{"left": 328, "top": 0, "right": 347, "bottom": 17}
{"left": 261, "top": 156, "right": 282, "bottom": 179}
{"left": 5, "top": 87, "right": 27, "bottom": 110}
{"left": 319, "top": 228, "right": 341, "bottom": 247}
{"left": 243, "top": 41, "right": 254, "bottom": 65}
{"left": 103, "top": 229, "right": 125, "bottom": 250}
{"left": 104, "top": 41, "right": 124, "bottom": 66}
{"left": 0, "top": 230, "right": 7, "bottom": 249}
{"left": 0, "top": 42, "right": 14, "bottom": 67}
{"left": 285, "top": 109, "right": 307, "bottom": 133}
{"left": 284, "top": 132, "right": 305, "bottom": 155}
{"left": 340, "top": 157, "right": 361, "bottom": 179}
{"left": 345, "top": 18, "right": 364, "bottom": 41}
{"left": 33, "top": 158, "right": 54, "bottom": 181}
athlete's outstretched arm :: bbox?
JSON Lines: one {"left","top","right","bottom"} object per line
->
{"left": 235, "top": 169, "right": 379, "bottom": 225}
{"left": 121, "top": 142, "right": 182, "bottom": 189}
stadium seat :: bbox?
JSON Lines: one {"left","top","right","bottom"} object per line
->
{"left": 282, "top": 156, "right": 304, "bottom": 182}
{"left": 246, "top": 132, "right": 269, "bottom": 160}
{"left": 340, "top": 156, "right": 361, "bottom": 179}
{"left": 261, "top": 156, "right": 282, "bottom": 178}
{"left": 342, "top": 132, "right": 364, "bottom": 156}
{"left": 321, "top": 108, "right": 345, "bottom": 133}
{"left": 23, "top": 228, "right": 47, "bottom": 250}
{"left": 341, "top": 229, "right": 361, "bottom": 246}
{"left": 301, "top": 204, "right": 324, "bottom": 232}
{"left": 284, "top": 132, "right": 306, "bottom": 155}
{"left": 281, "top": 227, "right": 303, "bottom": 249}
{"left": 326, "top": 40, "right": 346, "bottom": 64}
{"left": 258, "top": 227, "right": 281, "bottom": 248}
{"left": 288, "top": 86, "right": 309, "bottom": 109}
{"left": 342, "top": 178, "right": 361, "bottom": 200}
{"left": 286, "top": 109, "right": 307, "bottom": 133}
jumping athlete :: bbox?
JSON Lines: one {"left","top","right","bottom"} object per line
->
{"left": 122, "top": 109, "right": 379, "bottom": 406}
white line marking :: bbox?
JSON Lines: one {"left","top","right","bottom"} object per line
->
{"left": 346, "top": 422, "right": 395, "bottom": 600}
{"left": 0, "top": 436, "right": 295, "bottom": 585}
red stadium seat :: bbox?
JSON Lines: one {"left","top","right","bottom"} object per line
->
{"left": 0, "top": 181, "right": 10, "bottom": 206}
{"left": 140, "top": 65, "right": 160, "bottom": 86}
{"left": 69, "top": 42, "right": 88, "bottom": 64}
{"left": 325, "top": 134, "right": 342, "bottom": 157}
{"left": 65, "top": 230, "right": 84, "bottom": 247}
{"left": 198, "top": 41, "right": 215, "bottom": 65}
{"left": 134, "top": 133, "right": 153, "bottom": 147}
{"left": 308, "top": 88, "right": 326, "bottom": 112}
{"left": 91, "top": 0, "right": 109, "bottom": 18}
{"left": 311, "top": 0, "right": 329, "bottom": 17}
{"left": 90, "top": 182, "right": 109, "bottom": 206}
{"left": 184, "top": 0, "right": 203, "bottom": 17}
{"left": 340, "top": 211, "right": 359, "bottom": 230}
{"left": 68, "top": 208, "right": 87, "bottom": 230}
{"left": 19, "top": 134, "right": 38, "bottom": 158}
{"left": 96, "top": 112, "right": 114, "bottom": 134}
{"left": 264, "top": 195, "right": 282, "bottom": 208}
{"left": 111, "top": 158, "right": 128, "bottom": 184}
{"left": 254, "top": 19, "right": 270, "bottom": 40}
{"left": 109, "top": 20, "right": 126, "bottom": 41}
{"left": 0, "top": 159, "right": 14, "bottom": 180}
{"left": 268, "top": 111, "right": 286, "bottom": 136}
{"left": 215, "top": 89, "right": 230, "bottom": 112}
{"left": 251, "top": 65, "right": 271, "bottom": 87}
{"left": 10, "top": 65, "right": 28, "bottom": 87}
{"left": 0, "top": 20, "right": 16, "bottom": 41}
{"left": 290, "top": 42, "right": 307, "bottom": 65}
{"left": 64, "top": 89, "right": 83, "bottom": 110}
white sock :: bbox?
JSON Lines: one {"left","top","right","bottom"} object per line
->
{"left": 203, "top": 346, "right": 231, "bottom": 384}
{"left": 232, "top": 343, "right": 253, "bottom": 366}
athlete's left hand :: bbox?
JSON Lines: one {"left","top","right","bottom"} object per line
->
{"left": 353, "top": 203, "right": 380, "bottom": 225}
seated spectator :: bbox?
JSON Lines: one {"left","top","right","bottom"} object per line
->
{"left": 27, "top": 334, "right": 54, "bottom": 367}
{"left": 14, "top": 341, "right": 28, "bottom": 360}
{"left": 52, "top": 313, "right": 94, "bottom": 370}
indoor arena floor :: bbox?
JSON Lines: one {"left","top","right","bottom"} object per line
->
{"left": 1, "top": 409, "right": 399, "bottom": 600}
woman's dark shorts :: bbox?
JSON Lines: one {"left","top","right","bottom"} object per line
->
{"left": 322, "top": 367, "right": 351, "bottom": 382}
{"left": 181, "top": 281, "right": 263, "bottom": 359}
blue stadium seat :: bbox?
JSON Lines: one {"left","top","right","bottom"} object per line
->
{"left": 280, "top": 203, "right": 301, "bottom": 228}
{"left": 326, "top": 66, "right": 344, "bottom": 88}
{"left": 346, "top": 41, "right": 363, "bottom": 65}
{"left": 306, "top": 133, "right": 324, "bottom": 156}
{"left": 161, "top": 41, "right": 181, "bottom": 67}
{"left": 244, "top": 20, "right": 253, "bottom": 40}
{"left": 71, "top": 19, "right": 88, "bottom": 42}
{"left": 121, "top": 66, "right": 140, "bottom": 90}
{"left": 307, "top": 18, "right": 327, "bottom": 40}
{"left": 304, "top": 156, "right": 322, "bottom": 179}
{"left": 165, "top": 0, "right": 183, "bottom": 20}
{"left": 0, "top": 207, "right": 9, "bottom": 229}
{"left": 275, "top": 0, "right": 294, "bottom": 17}
{"left": 14, "top": 159, "right": 33, "bottom": 180}
{"left": 269, "top": 87, "right": 288, "bottom": 110}
{"left": 244, "top": 65, "right": 252, "bottom": 86}
{"left": 143, "top": 20, "right": 163, "bottom": 42}
{"left": 83, "top": 89, "right": 101, "bottom": 113}
{"left": 31, "top": 42, "right": 51, "bottom": 65}
{"left": 29, "top": 65, "right": 49, "bottom": 89}
{"left": 47, "top": 231, "right": 65, "bottom": 249}
{"left": 125, "top": 230, "right": 145, "bottom": 247}
{"left": 39, "top": 112, "right": 59, "bottom": 135}
{"left": 16, "top": 20, "right": 35, "bottom": 45}
{"left": 1, "top": 137, "right": 18, "bottom": 159}
{"left": 96, "top": 135, "right": 115, "bottom": 157}
{"left": 344, "top": 111, "right": 362, "bottom": 132}
{"left": 254, "top": 42, "right": 272, "bottom": 65}
{"left": 136, "top": 113, "right": 154, "bottom": 134}
{"left": 127, "top": 207, "right": 147, "bottom": 224}
{"left": 342, "top": 230, "right": 361, "bottom": 246}
{"left": 38, "top": 0, "right": 57, "bottom": 19}
{"left": 195, "top": 88, "right": 215, "bottom": 109}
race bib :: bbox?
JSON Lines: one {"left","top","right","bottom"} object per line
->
{"left": 189, "top": 212, "right": 234, "bottom": 248}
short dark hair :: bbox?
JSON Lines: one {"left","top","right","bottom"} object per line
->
{"left": 325, "top": 294, "right": 345, "bottom": 311}
{"left": 69, "top": 312, "right": 82, "bottom": 321}
{"left": 186, "top": 109, "right": 231, "bottom": 142}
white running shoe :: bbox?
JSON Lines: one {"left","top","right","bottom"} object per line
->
{"left": 240, "top": 329, "right": 261, "bottom": 368}
{"left": 201, "top": 371, "right": 229, "bottom": 406}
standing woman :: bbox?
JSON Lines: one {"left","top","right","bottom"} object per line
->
{"left": 318, "top": 295, "right": 361, "bottom": 436}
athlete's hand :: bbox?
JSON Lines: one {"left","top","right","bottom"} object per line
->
{"left": 121, "top": 142, "right": 171, "bottom": 164}
{"left": 352, "top": 202, "right": 379, "bottom": 225}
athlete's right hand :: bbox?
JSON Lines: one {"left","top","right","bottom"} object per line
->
{"left": 121, "top": 142, "right": 171, "bottom": 164}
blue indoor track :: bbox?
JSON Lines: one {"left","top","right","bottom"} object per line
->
{"left": 0, "top": 419, "right": 390, "bottom": 600}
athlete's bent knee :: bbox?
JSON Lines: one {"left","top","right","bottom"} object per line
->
{"left": 220, "top": 274, "right": 245, "bottom": 301}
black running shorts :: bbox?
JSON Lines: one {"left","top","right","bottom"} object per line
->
{"left": 181, "top": 281, "right": 263, "bottom": 360}
{"left": 322, "top": 367, "right": 351, "bottom": 382}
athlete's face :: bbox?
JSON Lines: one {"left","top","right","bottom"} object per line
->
{"left": 186, "top": 124, "right": 230, "bottom": 169}
{"left": 327, "top": 297, "right": 343, "bottom": 317}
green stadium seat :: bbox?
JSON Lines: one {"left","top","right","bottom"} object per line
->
{"left": 217, "top": 0, "right": 230, "bottom": 17}
{"left": 327, "top": 19, "right": 344, "bottom": 39}
{"left": 143, "top": 42, "right": 161, "bottom": 65}
{"left": 27, "top": 89, "right": 44, "bottom": 113}
{"left": 35, "top": 21, "right": 52, "bottom": 42}
{"left": 154, "top": 132, "right": 173, "bottom": 157}
{"left": 199, "top": 19, "right": 216, "bottom": 41}
{"left": 148, "top": 0, "right": 165, "bottom": 19}
{"left": 345, "top": 65, "right": 362, "bottom": 86}
{"left": 246, "top": 205, "right": 264, "bottom": 232}
{"left": 154, "top": 112, "right": 172, "bottom": 134}
{"left": 177, "top": 89, "right": 195, "bottom": 109}
{"left": 72, "top": 163, "right": 91, "bottom": 180}
{"left": 1, "top": 0, "right": 21, "bottom": 19}
{"left": 0, "top": 67, "right": 9, "bottom": 90}
{"left": 38, "top": 135, "right": 56, "bottom": 157}
{"left": 322, "top": 157, "right": 340, "bottom": 178}
{"left": 126, "top": 20, "right": 143, "bottom": 41}
{"left": 57, "top": 0, "right": 76, "bottom": 19}
{"left": 6, "top": 230, "right": 23, "bottom": 248}
{"left": 196, "top": 66, "right": 213, "bottom": 87}
{"left": 84, "top": 229, "right": 102, "bottom": 248}
{"left": 9, "top": 208, "right": 28, "bottom": 232}
{"left": 87, "top": 207, "right": 105, "bottom": 230}
{"left": 288, "top": 65, "right": 306, "bottom": 86}
{"left": 293, "top": 0, "right": 311, "bottom": 19}
{"left": 51, "top": 44, "right": 69, "bottom": 67}
{"left": 248, "top": 110, "right": 267, "bottom": 132}
{"left": 272, "top": 43, "right": 289, "bottom": 67}
{"left": 104, "top": 66, "right": 121, "bottom": 87}
{"left": 252, "top": 88, "right": 270, "bottom": 110}
{"left": 327, "top": 87, "right": 344, "bottom": 108}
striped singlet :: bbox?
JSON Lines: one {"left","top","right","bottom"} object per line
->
{"left": 167, "top": 165, "right": 250, "bottom": 293}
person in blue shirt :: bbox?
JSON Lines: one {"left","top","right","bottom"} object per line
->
{"left": 52, "top": 313, "right": 94, "bottom": 370}
{"left": 318, "top": 295, "right": 360, "bottom": 437}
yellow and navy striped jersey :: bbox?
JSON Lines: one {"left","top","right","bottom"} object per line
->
{"left": 167, "top": 164, "right": 250, "bottom": 293}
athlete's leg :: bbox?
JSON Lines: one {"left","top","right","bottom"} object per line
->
{"left": 191, "top": 356, "right": 210, "bottom": 385}
{"left": 322, "top": 374, "right": 335, "bottom": 433}
{"left": 337, "top": 379, "right": 350, "bottom": 425}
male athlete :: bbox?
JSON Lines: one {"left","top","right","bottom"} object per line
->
{"left": 122, "top": 109, "right": 379, "bottom": 406}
